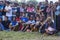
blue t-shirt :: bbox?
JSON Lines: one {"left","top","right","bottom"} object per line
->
{"left": 55, "top": 5, "right": 60, "bottom": 15}
{"left": 0, "top": 23, "right": 4, "bottom": 30}
{"left": 0, "top": 5, "right": 4, "bottom": 16}
{"left": 0, "top": 5, "right": 4, "bottom": 9}
{"left": 21, "top": 17, "right": 28, "bottom": 22}
{"left": 10, "top": 21, "right": 18, "bottom": 27}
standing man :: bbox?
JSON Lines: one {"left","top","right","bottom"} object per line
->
{"left": 55, "top": 0, "right": 60, "bottom": 31}
{"left": 4, "top": 1, "right": 12, "bottom": 21}
{"left": 0, "top": 1, "right": 4, "bottom": 17}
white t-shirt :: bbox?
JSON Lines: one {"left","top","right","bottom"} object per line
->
{"left": 48, "top": 27, "right": 54, "bottom": 31}
{"left": 5, "top": 5, "right": 12, "bottom": 17}
{"left": 56, "top": 6, "right": 60, "bottom": 11}
{"left": 36, "top": 21, "right": 40, "bottom": 25}
{"left": 55, "top": 5, "right": 60, "bottom": 15}
{"left": 20, "top": 7, "right": 24, "bottom": 12}
{"left": 26, "top": 20, "right": 35, "bottom": 25}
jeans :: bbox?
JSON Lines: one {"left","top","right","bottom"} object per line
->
{"left": 0, "top": 13, "right": 2, "bottom": 16}
{"left": 0, "top": 24, "right": 4, "bottom": 30}
{"left": 8, "top": 16, "right": 12, "bottom": 21}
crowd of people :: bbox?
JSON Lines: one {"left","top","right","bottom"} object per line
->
{"left": 0, "top": 0, "right": 60, "bottom": 35}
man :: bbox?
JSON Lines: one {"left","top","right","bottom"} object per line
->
{"left": 2, "top": 16, "right": 11, "bottom": 30}
{"left": 9, "top": 17, "right": 18, "bottom": 31}
{"left": 20, "top": 13, "right": 28, "bottom": 23}
{"left": 55, "top": 2, "right": 60, "bottom": 31}
{"left": 4, "top": 1, "right": 12, "bottom": 21}
{"left": 45, "top": 17, "right": 56, "bottom": 35}
{"left": 0, "top": 1, "right": 4, "bottom": 16}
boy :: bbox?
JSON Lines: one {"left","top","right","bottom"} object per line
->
{"left": 45, "top": 17, "right": 56, "bottom": 35}
{"left": 2, "top": 16, "right": 11, "bottom": 30}
{"left": 9, "top": 17, "right": 18, "bottom": 31}
{"left": 4, "top": 1, "right": 12, "bottom": 21}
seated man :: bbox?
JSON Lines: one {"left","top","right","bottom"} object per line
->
{"left": 45, "top": 17, "right": 56, "bottom": 35}
{"left": 20, "top": 13, "right": 29, "bottom": 31}
{"left": 0, "top": 1, "right": 4, "bottom": 16}
{"left": 23, "top": 17, "right": 35, "bottom": 32}
{"left": 9, "top": 17, "right": 18, "bottom": 31}
{"left": 34, "top": 16, "right": 40, "bottom": 31}
{"left": 2, "top": 16, "right": 11, "bottom": 30}
{"left": 20, "top": 14, "right": 28, "bottom": 23}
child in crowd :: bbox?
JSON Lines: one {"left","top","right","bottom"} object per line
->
{"left": 20, "top": 13, "right": 28, "bottom": 23}
{"left": 24, "top": 16, "right": 35, "bottom": 32}
{"left": 39, "top": 15, "right": 46, "bottom": 33}
{"left": 12, "top": 6, "right": 17, "bottom": 16}
{"left": 20, "top": 5, "right": 25, "bottom": 16}
{"left": 45, "top": 17, "right": 56, "bottom": 35}
{"left": 36, "top": 6, "right": 42, "bottom": 15}
{"left": 0, "top": 1, "right": 4, "bottom": 16}
{"left": 9, "top": 17, "right": 18, "bottom": 31}
{"left": 34, "top": 16, "right": 40, "bottom": 31}
{"left": 20, "top": 13, "right": 28, "bottom": 31}
{"left": 27, "top": 4, "right": 35, "bottom": 17}
{"left": 2, "top": 16, "right": 11, "bottom": 30}
{"left": 16, "top": 16, "right": 23, "bottom": 31}
{"left": 4, "top": 1, "right": 12, "bottom": 21}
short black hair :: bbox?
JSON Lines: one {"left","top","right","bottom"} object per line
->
{"left": 12, "top": 16, "right": 16, "bottom": 21}
{"left": 0, "top": 1, "right": 3, "bottom": 2}
{"left": 5, "top": 1, "right": 10, "bottom": 4}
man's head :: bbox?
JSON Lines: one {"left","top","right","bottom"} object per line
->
{"left": 0, "top": 1, "right": 3, "bottom": 5}
{"left": 46, "top": 17, "right": 52, "bottom": 24}
{"left": 36, "top": 16, "right": 40, "bottom": 21}
{"left": 4, "top": 16, "right": 8, "bottom": 21}
{"left": 5, "top": 1, "right": 10, "bottom": 6}
{"left": 50, "top": 1, "right": 53, "bottom": 6}
{"left": 12, "top": 17, "right": 16, "bottom": 21}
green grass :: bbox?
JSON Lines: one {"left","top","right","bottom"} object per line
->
{"left": 0, "top": 31, "right": 60, "bottom": 40}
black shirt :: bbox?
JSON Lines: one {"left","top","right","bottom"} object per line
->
{"left": 2, "top": 4, "right": 6, "bottom": 15}
{"left": 2, "top": 20, "right": 11, "bottom": 30}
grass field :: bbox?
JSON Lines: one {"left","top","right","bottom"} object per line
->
{"left": 0, "top": 31, "right": 60, "bottom": 40}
